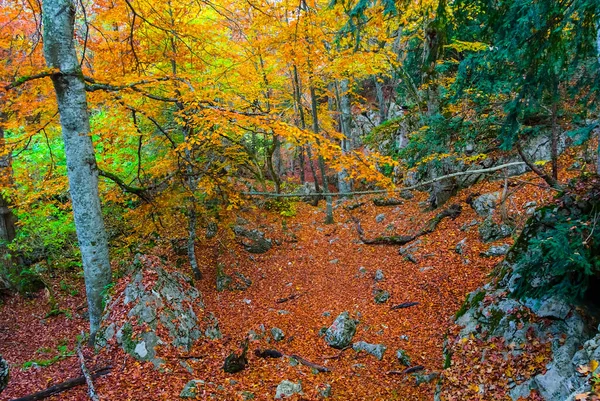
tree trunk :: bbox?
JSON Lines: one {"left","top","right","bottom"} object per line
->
{"left": 42, "top": 0, "right": 112, "bottom": 342}
{"left": 337, "top": 79, "right": 352, "bottom": 195}
{"left": 309, "top": 83, "right": 334, "bottom": 224}
{"left": 374, "top": 76, "right": 387, "bottom": 123}
{"left": 596, "top": 20, "right": 600, "bottom": 175}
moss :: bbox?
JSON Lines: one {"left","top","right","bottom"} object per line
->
{"left": 121, "top": 322, "right": 137, "bottom": 354}
{"left": 454, "top": 289, "right": 485, "bottom": 320}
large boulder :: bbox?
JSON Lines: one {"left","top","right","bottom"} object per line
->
{"left": 325, "top": 312, "right": 357, "bottom": 349}
{"left": 97, "top": 255, "right": 205, "bottom": 367}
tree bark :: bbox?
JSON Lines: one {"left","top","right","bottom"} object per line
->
{"left": 0, "top": 122, "right": 16, "bottom": 278}
{"left": 596, "top": 20, "right": 600, "bottom": 175}
{"left": 42, "top": 0, "right": 112, "bottom": 342}
{"left": 337, "top": 79, "right": 352, "bottom": 195}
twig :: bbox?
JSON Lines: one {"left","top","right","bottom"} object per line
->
{"left": 276, "top": 293, "right": 301, "bottom": 303}
{"left": 387, "top": 365, "right": 424, "bottom": 375}
{"left": 77, "top": 334, "right": 100, "bottom": 401}
{"left": 323, "top": 346, "right": 351, "bottom": 360}
{"left": 289, "top": 354, "right": 330, "bottom": 372}
{"left": 390, "top": 302, "right": 419, "bottom": 310}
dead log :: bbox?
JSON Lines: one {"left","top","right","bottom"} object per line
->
{"left": 373, "top": 198, "right": 403, "bottom": 206}
{"left": 9, "top": 366, "right": 111, "bottom": 401}
{"left": 254, "top": 349, "right": 283, "bottom": 358}
{"left": 390, "top": 302, "right": 419, "bottom": 310}
{"left": 387, "top": 365, "right": 424, "bottom": 375}
{"left": 352, "top": 204, "right": 462, "bottom": 246}
{"left": 290, "top": 355, "right": 330, "bottom": 372}
{"left": 276, "top": 293, "right": 301, "bottom": 304}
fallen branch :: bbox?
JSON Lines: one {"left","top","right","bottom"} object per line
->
{"left": 290, "top": 354, "right": 330, "bottom": 372}
{"left": 76, "top": 339, "right": 99, "bottom": 401}
{"left": 352, "top": 204, "right": 462, "bottom": 246}
{"left": 276, "top": 293, "right": 301, "bottom": 304}
{"left": 373, "top": 197, "right": 404, "bottom": 206}
{"left": 323, "top": 346, "right": 351, "bottom": 360}
{"left": 390, "top": 302, "right": 419, "bottom": 310}
{"left": 241, "top": 162, "right": 527, "bottom": 198}
{"left": 10, "top": 366, "right": 111, "bottom": 401}
{"left": 387, "top": 365, "right": 424, "bottom": 375}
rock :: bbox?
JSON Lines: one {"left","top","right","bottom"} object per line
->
{"left": 414, "top": 373, "right": 439, "bottom": 385}
{"left": 471, "top": 192, "right": 500, "bottom": 217}
{"left": 481, "top": 244, "right": 510, "bottom": 257}
{"left": 374, "top": 269, "right": 385, "bottom": 282}
{"left": 204, "top": 313, "right": 222, "bottom": 340}
{"left": 358, "top": 267, "right": 367, "bottom": 277}
{"left": 524, "top": 296, "right": 571, "bottom": 320}
{"left": 329, "top": 259, "right": 339, "bottom": 264}
{"left": 275, "top": 380, "right": 302, "bottom": 399}
{"left": 180, "top": 379, "right": 205, "bottom": 398}
{"left": 478, "top": 217, "right": 512, "bottom": 243}
{"left": 216, "top": 264, "right": 252, "bottom": 292}
{"left": 524, "top": 201, "right": 537, "bottom": 215}
{"left": 352, "top": 341, "right": 386, "bottom": 360}
{"left": 317, "top": 383, "right": 332, "bottom": 398}
{"left": 240, "top": 391, "right": 255, "bottom": 400}
{"left": 396, "top": 349, "right": 411, "bottom": 366}
{"left": 400, "top": 190, "right": 414, "bottom": 199}
{"left": 271, "top": 327, "right": 285, "bottom": 341}
{"left": 98, "top": 255, "right": 203, "bottom": 368}
{"left": 455, "top": 238, "right": 467, "bottom": 255}
{"left": 325, "top": 312, "right": 357, "bottom": 349}
{"left": 374, "top": 289, "right": 390, "bottom": 304}
{"left": 460, "top": 220, "right": 478, "bottom": 232}
{"left": 376, "top": 213, "right": 386, "bottom": 223}
{"left": 233, "top": 226, "right": 272, "bottom": 254}
{"left": 0, "top": 354, "right": 8, "bottom": 393}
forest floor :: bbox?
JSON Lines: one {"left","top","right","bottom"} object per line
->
{"left": 0, "top": 158, "right": 578, "bottom": 401}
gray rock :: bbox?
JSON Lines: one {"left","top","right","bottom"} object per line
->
{"left": 455, "top": 238, "right": 467, "bottom": 255}
{"left": 524, "top": 296, "right": 571, "bottom": 320}
{"left": 460, "top": 220, "right": 479, "bottom": 232}
{"left": 233, "top": 226, "right": 272, "bottom": 254}
{"left": 318, "top": 383, "right": 332, "bottom": 398}
{"left": 180, "top": 379, "right": 205, "bottom": 398}
{"left": 325, "top": 312, "right": 357, "bottom": 349}
{"left": 99, "top": 257, "right": 203, "bottom": 368}
{"left": 478, "top": 217, "right": 512, "bottom": 242}
{"left": 329, "top": 259, "right": 339, "bottom": 264}
{"left": 396, "top": 349, "right": 411, "bottom": 366}
{"left": 358, "top": 267, "right": 367, "bottom": 277}
{"left": 400, "top": 190, "right": 414, "bottom": 199}
{"left": 352, "top": 341, "right": 386, "bottom": 360}
{"left": 524, "top": 201, "right": 537, "bottom": 215}
{"left": 376, "top": 213, "right": 386, "bottom": 223}
{"left": 374, "top": 269, "right": 385, "bottom": 282}
{"left": 275, "top": 380, "right": 302, "bottom": 399}
{"left": 0, "top": 355, "right": 9, "bottom": 393}
{"left": 271, "top": 327, "right": 285, "bottom": 341}
{"left": 374, "top": 289, "right": 390, "bottom": 304}
{"left": 481, "top": 244, "right": 510, "bottom": 257}
{"left": 472, "top": 192, "right": 500, "bottom": 217}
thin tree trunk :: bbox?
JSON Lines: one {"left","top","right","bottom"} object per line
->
{"left": 292, "top": 65, "right": 320, "bottom": 192}
{"left": 550, "top": 102, "right": 558, "bottom": 181}
{"left": 42, "top": 0, "right": 112, "bottom": 342}
{"left": 596, "top": 20, "right": 600, "bottom": 175}
{"left": 309, "top": 83, "right": 334, "bottom": 224}
{"left": 374, "top": 76, "right": 387, "bottom": 123}
{"left": 337, "top": 79, "right": 352, "bottom": 195}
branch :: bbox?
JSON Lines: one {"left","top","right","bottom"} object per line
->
{"left": 4, "top": 72, "right": 55, "bottom": 90}
{"left": 76, "top": 338, "right": 99, "bottom": 401}
{"left": 97, "top": 169, "right": 152, "bottom": 202}
{"left": 241, "top": 161, "right": 528, "bottom": 198}
{"left": 516, "top": 142, "right": 562, "bottom": 190}
{"left": 9, "top": 366, "right": 111, "bottom": 401}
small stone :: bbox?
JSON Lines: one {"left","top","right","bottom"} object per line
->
{"left": 240, "top": 391, "right": 255, "bottom": 400}
{"left": 275, "top": 380, "right": 302, "bottom": 399}
{"left": 134, "top": 341, "right": 148, "bottom": 359}
{"left": 455, "top": 238, "right": 467, "bottom": 255}
{"left": 376, "top": 213, "right": 386, "bottom": 223}
{"left": 318, "top": 383, "right": 332, "bottom": 398}
{"left": 419, "top": 266, "right": 433, "bottom": 272}
{"left": 374, "top": 269, "right": 385, "bottom": 281}
{"left": 271, "top": 327, "right": 285, "bottom": 341}
{"left": 322, "top": 311, "right": 331, "bottom": 317}
{"left": 374, "top": 289, "right": 390, "bottom": 304}
{"left": 180, "top": 380, "right": 205, "bottom": 398}
{"left": 396, "top": 349, "right": 411, "bottom": 366}
{"left": 329, "top": 259, "right": 339, "bottom": 264}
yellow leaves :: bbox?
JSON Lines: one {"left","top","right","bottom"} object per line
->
{"left": 534, "top": 160, "right": 549, "bottom": 166}
{"left": 577, "top": 360, "right": 599, "bottom": 375}
{"left": 445, "top": 40, "right": 489, "bottom": 53}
